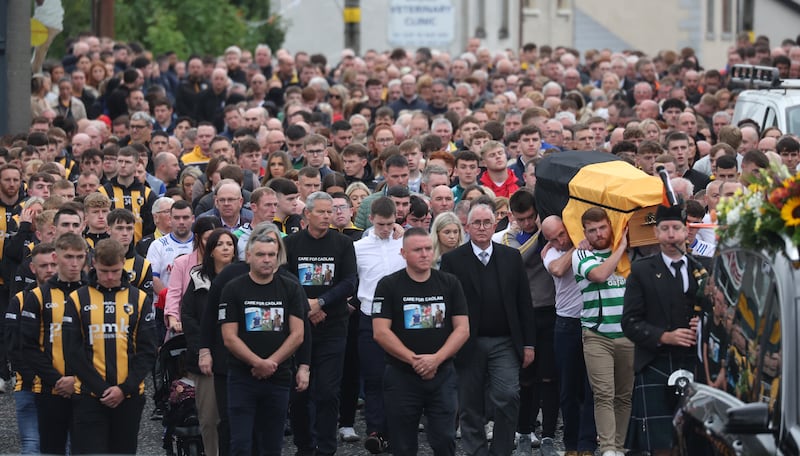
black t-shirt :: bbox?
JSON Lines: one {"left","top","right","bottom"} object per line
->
{"left": 220, "top": 273, "right": 305, "bottom": 385}
{"left": 703, "top": 316, "right": 729, "bottom": 382}
{"left": 284, "top": 229, "right": 358, "bottom": 325}
{"left": 372, "top": 269, "right": 468, "bottom": 372}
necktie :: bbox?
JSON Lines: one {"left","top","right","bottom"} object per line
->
{"left": 672, "top": 260, "right": 685, "bottom": 293}
{"left": 479, "top": 251, "right": 489, "bottom": 266}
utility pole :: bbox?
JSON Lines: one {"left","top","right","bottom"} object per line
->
{"left": 93, "top": 0, "right": 115, "bottom": 38}
{"left": 1, "top": 0, "right": 32, "bottom": 135}
{"left": 344, "top": 0, "right": 360, "bottom": 55}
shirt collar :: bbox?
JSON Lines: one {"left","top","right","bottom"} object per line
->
{"left": 471, "top": 241, "right": 493, "bottom": 259}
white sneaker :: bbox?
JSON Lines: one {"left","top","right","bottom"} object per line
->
{"left": 338, "top": 426, "right": 359, "bottom": 442}
{"left": 485, "top": 421, "right": 494, "bottom": 441}
{"left": 0, "top": 378, "right": 7, "bottom": 394}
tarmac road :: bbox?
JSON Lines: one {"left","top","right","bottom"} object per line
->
{"left": 0, "top": 379, "right": 568, "bottom": 455}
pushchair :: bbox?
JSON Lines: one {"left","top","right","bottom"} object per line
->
{"left": 155, "top": 334, "right": 205, "bottom": 456}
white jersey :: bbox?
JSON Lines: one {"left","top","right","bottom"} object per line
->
{"left": 146, "top": 233, "right": 195, "bottom": 287}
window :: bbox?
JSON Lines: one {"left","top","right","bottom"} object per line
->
{"left": 710, "top": 249, "right": 781, "bottom": 421}
{"left": 721, "top": 0, "right": 733, "bottom": 36}
{"left": 706, "top": 0, "right": 715, "bottom": 39}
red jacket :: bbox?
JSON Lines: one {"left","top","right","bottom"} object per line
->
{"left": 479, "top": 169, "right": 520, "bottom": 197}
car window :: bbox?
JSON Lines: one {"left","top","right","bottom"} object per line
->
{"left": 787, "top": 105, "right": 800, "bottom": 136}
{"left": 707, "top": 249, "right": 781, "bottom": 421}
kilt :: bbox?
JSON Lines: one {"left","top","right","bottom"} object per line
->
{"left": 625, "top": 352, "right": 696, "bottom": 452}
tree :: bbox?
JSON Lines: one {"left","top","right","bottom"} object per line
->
{"left": 51, "top": 0, "right": 286, "bottom": 60}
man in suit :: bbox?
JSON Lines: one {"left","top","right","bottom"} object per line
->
{"left": 621, "top": 204, "right": 701, "bottom": 456}
{"left": 440, "top": 203, "right": 536, "bottom": 456}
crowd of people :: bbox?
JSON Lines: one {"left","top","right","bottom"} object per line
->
{"left": 0, "top": 23, "right": 799, "bottom": 456}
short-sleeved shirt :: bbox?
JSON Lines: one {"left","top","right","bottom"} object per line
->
{"left": 220, "top": 273, "right": 305, "bottom": 385}
{"left": 572, "top": 248, "right": 626, "bottom": 338}
{"left": 543, "top": 247, "right": 583, "bottom": 319}
{"left": 146, "top": 233, "right": 195, "bottom": 286}
{"left": 372, "top": 269, "right": 468, "bottom": 373}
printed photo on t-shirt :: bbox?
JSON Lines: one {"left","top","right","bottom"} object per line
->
{"left": 403, "top": 303, "right": 446, "bottom": 329}
{"left": 298, "top": 262, "right": 336, "bottom": 286}
{"left": 245, "top": 306, "right": 284, "bottom": 332}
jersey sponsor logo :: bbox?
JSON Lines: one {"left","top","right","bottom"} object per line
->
{"left": 49, "top": 322, "right": 62, "bottom": 343}
{"left": 83, "top": 304, "right": 97, "bottom": 312}
{"left": 88, "top": 318, "right": 130, "bottom": 343}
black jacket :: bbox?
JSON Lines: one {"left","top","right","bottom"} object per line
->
{"left": 440, "top": 242, "right": 536, "bottom": 361}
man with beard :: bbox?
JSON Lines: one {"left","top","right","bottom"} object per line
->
{"left": 572, "top": 208, "right": 633, "bottom": 456}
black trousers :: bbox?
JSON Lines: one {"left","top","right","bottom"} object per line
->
{"left": 70, "top": 394, "right": 145, "bottom": 455}
{"left": 338, "top": 309, "right": 360, "bottom": 427}
{"left": 214, "top": 373, "right": 230, "bottom": 456}
{"left": 35, "top": 393, "right": 72, "bottom": 455}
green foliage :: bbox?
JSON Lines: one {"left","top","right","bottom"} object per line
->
{"left": 53, "top": 0, "right": 286, "bottom": 60}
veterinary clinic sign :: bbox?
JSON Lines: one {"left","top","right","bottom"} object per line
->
{"left": 388, "top": 0, "right": 455, "bottom": 46}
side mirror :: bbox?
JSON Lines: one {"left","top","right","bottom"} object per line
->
{"left": 725, "top": 403, "right": 770, "bottom": 434}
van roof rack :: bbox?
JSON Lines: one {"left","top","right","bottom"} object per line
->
{"left": 730, "top": 64, "right": 800, "bottom": 90}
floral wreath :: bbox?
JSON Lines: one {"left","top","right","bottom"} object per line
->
{"left": 716, "top": 162, "right": 800, "bottom": 254}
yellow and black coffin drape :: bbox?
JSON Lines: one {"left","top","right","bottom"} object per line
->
{"left": 535, "top": 151, "right": 664, "bottom": 276}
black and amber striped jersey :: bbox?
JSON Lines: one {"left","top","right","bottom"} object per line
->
{"left": 20, "top": 276, "right": 86, "bottom": 394}
{"left": 98, "top": 178, "right": 157, "bottom": 243}
{"left": 0, "top": 201, "right": 22, "bottom": 287}
{"left": 63, "top": 273, "right": 157, "bottom": 397}
{"left": 83, "top": 231, "right": 110, "bottom": 250}
{"left": 5, "top": 289, "right": 41, "bottom": 392}
{"left": 57, "top": 155, "right": 78, "bottom": 182}
{"left": 125, "top": 251, "right": 154, "bottom": 299}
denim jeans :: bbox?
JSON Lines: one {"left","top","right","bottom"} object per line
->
{"left": 227, "top": 369, "right": 290, "bottom": 456}
{"left": 14, "top": 390, "right": 39, "bottom": 454}
{"left": 384, "top": 362, "right": 458, "bottom": 456}
{"left": 554, "top": 316, "right": 597, "bottom": 452}
{"left": 358, "top": 312, "right": 386, "bottom": 434}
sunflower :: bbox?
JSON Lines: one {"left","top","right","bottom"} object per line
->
{"left": 780, "top": 196, "right": 800, "bottom": 226}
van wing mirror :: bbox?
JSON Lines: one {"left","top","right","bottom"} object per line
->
{"left": 725, "top": 403, "right": 770, "bottom": 434}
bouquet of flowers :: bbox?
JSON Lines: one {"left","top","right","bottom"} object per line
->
{"left": 716, "top": 162, "right": 800, "bottom": 253}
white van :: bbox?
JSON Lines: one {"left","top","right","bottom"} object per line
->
{"left": 730, "top": 65, "right": 800, "bottom": 136}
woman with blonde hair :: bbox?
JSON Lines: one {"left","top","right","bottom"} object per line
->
{"left": 328, "top": 84, "right": 349, "bottom": 123}
{"left": 430, "top": 211, "right": 464, "bottom": 269}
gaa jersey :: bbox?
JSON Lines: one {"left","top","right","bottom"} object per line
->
{"left": 6, "top": 290, "right": 41, "bottom": 392}
{"left": 98, "top": 178, "right": 157, "bottom": 243}
{"left": 20, "top": 277, "right": 86, "bottom": 394}
{"left": 0, "top": 202, "right": 22, "bottom": 286}
{"left": 63, "top": 277, "right": 157, "bottom": 397}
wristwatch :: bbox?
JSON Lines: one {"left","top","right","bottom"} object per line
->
{"left": 317, "top": 297, "right": 325, "bottom": 308}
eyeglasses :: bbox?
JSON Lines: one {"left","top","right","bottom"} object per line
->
{"left": 305, "top": 149, "right": 325, "bottom": 156}
{"left": 376, "top": 137, "right": 394, "bottom": 144}
{"left": 328, "top": 94, "right": 341, "bottom": 99}
{"left": 470, "top": 220, "right": 494, "bottom": 229}
{"left": 332, "top": 205, "right": 349, "bottom": 212}
{"left": 130, "top": 124, "right": 148, "bottom": 130}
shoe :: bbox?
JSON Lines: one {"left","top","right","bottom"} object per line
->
{"left": 338, "top": 426, "right": 359, "bottom": 442}
{"left": 601, "top": 451, "right": 618, "bottom": 456}
{"left": 150, "top": 407, "right": 164, "bottom": 421}
{"left": 539, "top": 437, "right": 557, "bottom": 456}
{"left": 455, "top": 425, "right": 461, "bottom": 439}
{"left": 531, "top": 432, "right": 540, "bottom": 448}
{"left": 418, "top": 421, "right": 425, "bottom": 431}
{"left": 364, "top": 432, "right": 389, "bottom": 454}
{"left": 485, "top": 421, "right": 494, "bottom": 441}
{"left": 514, "top": 433, "right": 532, "bottom": 455}
{"left": 284, "top": 418, "right": 293, "bottom": 436}
{"left": 0, "top": 378, "right": 6, "bottom": 394}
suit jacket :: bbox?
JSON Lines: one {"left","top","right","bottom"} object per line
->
{"left": 622, "top": 254, "right": 700, "bottom": 372}
{"left": 440, "top": 242, "right": 536, "bottom": 361}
